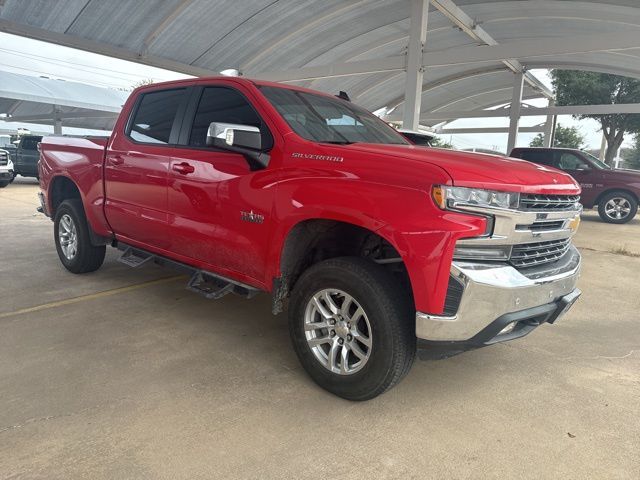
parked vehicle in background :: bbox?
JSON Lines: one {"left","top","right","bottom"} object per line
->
{"left": 38, "top": 77, "right": 583, "bottom": 400}
{"left": 0, "top": 149, "right": 14, "bottom": 187}
{"left": 397, "top": 129, "right": 435, "bottom": 146}
{"left": 510, "top": 147, "right": 640, "bottom": 224}
{"left": 14, "top": 135, "right": 43, "bottom": 179}
{"left": 0, "top": 135, "right": 17, "bottom": 163}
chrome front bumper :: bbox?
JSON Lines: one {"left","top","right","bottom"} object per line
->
{"left": 416, "top": 245, "right": 581, "bottom": 342}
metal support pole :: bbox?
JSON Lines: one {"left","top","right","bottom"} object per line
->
{"left": 53, "top": 106, "right": 62, "bottom": 135}
{"left": 506, "top": 72, "right": 524, "bottom": 153}
{"left": 543, "top": 100, "right": 555, "bottom": 148}
{"left": 402, "top": 0, "right": 429, "bottom": 131}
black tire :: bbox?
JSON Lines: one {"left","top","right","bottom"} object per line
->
{"left": 0, "top": 180, "right": 9, "bottom": 188}
{"left": 597, "top": 191, "right": 638, "bottom": 224}
{"left": 54, "top": 199, "right": 106, "bottom": 273}
{"left": 289, "top": 257, "right": 415, "bottom": 401}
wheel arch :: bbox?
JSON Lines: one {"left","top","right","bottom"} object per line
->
{"left": 595, "top": 188, "right": 639, "bottom": 206}
{"left": 48, "top": 175, "right": 81, "bottom": 215}
{"left": 48, "top": 175, "right": 110, "bottom": 246}
{"left": 272, "top": 217, "right": 413, "bottom": 314}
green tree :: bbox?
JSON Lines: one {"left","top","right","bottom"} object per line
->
{"left": 622, "top": 134, "right": 640, "bottom": 170}
{"left": 430, "top": 136, "right": 453, "bottom": 149}
{"left": 529, "top": 124, "right": 585, "bottom": 149}
{"left": 551, "top": 70, "right": 640, "bottom": 164}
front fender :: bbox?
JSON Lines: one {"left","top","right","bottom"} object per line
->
{"left": 267, "top": 172, "right": 486, "bottom": 314}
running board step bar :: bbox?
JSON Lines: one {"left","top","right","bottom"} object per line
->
{"left": 116, "top": 244, "right": 261, "bottom": 300}
{"left": 118, "top": 247, "right": 154, "bottom": 267}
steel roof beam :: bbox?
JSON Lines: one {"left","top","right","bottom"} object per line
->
{"left": 254, "top": 30, "right": 638, "bottom": 82}
{"left": 430, "top": 0, "right": 553, "bottom": 99}
{"left": 438, "top": 125, "right": 545, "bottom": 134}
{"left": 0, "top": 19, "right": 212, "bottom": 78}
{"left": 4, "top": 111, "right": 118, "bottom": 122}
{"left": 416, "top": 102, "right": 640, "bottom": 121}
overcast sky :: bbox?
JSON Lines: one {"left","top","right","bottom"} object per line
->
{"left": 0, "top": 32, "right": 614, "bottom": 151}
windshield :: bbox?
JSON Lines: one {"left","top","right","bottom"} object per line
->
{"left": 582, "top": 151, "right": 610, "bottom": 170}
{"left": 259, "top": 86, "right": 409, "bottom": 145}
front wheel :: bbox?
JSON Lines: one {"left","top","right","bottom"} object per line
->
{"left": 598, "top": 191, "right": 638, "bottom": 224}
{"left": 289, "top": 257, "right": 415, "bottom": 401}
{"left": 54, "top": 199, "right": 106, "bottom": 273}
{"left": 0, "top": 180, "right": 9, "bottom": 188}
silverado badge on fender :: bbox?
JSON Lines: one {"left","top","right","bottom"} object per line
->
{"left": 241, "top": 210, "right": 264, "bottom": 224}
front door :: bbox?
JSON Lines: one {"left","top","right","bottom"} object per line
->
{"left": 555, "top": 151, "right": 600, "bottom": 206}
{"left": 167, "top": 85, "right": 276, "bottom": 284}
{"left": 104, "top": 87, "right": 188, "bottom": 250}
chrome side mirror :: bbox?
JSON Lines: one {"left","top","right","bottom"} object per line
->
{"left": 206, "top": 122, "right": 262, "bottom": 151}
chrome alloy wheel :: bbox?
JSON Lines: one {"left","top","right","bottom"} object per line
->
{"left": 303, "top": 289, "right": 373, "bottom": 375}
{"left": 604, "top": 197, "right": 632, "bottom": 220}
{"left": 58, "top": 213, "right": 78, "bottom": 260}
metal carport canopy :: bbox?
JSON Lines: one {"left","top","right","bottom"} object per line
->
{"left": 0, "top": 70, "right": 128, "bottom": 132}
{"left": 2, "top": 0, "right": 640, "bottom": 129}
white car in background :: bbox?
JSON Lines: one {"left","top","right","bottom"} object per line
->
{"left": 0, "top": 149, "right": 14, "bottom": 188}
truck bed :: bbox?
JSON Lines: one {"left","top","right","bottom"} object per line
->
{"left": 39, "top": 135, "right": 111, "bottom": 237}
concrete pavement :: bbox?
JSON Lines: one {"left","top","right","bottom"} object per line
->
{"left": 1, "top": 178, "right": 638, "bottom": 479}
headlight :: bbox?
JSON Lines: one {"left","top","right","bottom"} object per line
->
{"left": 453, "top": 244, "right": 511, "bottom": 261}
{"left": 432, "top": 185, "right": 519, "bottom": 210}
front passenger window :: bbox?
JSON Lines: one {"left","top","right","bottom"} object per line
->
{"left": 189, "top": 87, "right": 272, "bottom": 149}
{"left": 558, "top": 153, "right": 588, "bottom": 170}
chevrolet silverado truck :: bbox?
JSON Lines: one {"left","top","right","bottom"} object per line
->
{"left": 511, "top": 147, "right": 640, "bottom": 224}
{"left": 38, "top": 78, "right": 582, "bottom": 400}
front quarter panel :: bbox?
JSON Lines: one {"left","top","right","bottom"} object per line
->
{"left": 269, "top": 141, "right": 487, "bottom": 314}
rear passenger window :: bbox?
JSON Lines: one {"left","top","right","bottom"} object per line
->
{"left": 21, "top": 137, "right": 41, "bottom": 150}
{"left": 128, "top": 88, "right": 186, "bottom": 144}
{"left": 188, "top": 87, "right": 272, "bottom": 149}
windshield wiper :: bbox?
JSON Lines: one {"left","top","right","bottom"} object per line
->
{"left": 321, "top": 140, "right": 356, "bottom": 145}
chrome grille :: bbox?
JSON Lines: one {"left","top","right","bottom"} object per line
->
{"left": 516, "top": 220, "right": 565, "bottom": 232}
{"left": 510, "top": 238, "right": 572, "bottom": 268}
{"left": 0, "top": 151, "right": 7, "bottom": 166}
{"left": 520, "top": 194, "right": 580, "bottom": 211}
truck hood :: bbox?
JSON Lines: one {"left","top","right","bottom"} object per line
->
{"left": 347, "top": 143, "right": 580, "bottom": 194}
{"left": 602, "top": 167, "right": 640, "bottom": 180}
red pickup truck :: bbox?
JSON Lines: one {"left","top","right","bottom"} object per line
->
{"left": 38, "top": 77, "right": 582, "bottom": 400}
{"left": 510, "top": 147, "right": 640, "bottom": 224}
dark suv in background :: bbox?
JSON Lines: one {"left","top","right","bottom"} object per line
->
{"left": 510, "top": 147, "right": 640, "bottom": 224}
{"left": 14, "top": 135, "right": 43, "bottom": 179}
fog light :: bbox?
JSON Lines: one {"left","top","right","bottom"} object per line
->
{"left": 498, "top": 322, "right": 516, "bottom": 335}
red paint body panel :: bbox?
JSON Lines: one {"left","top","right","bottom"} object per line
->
{"left": 39, "top": 77, "right": 581, "bottom": 315}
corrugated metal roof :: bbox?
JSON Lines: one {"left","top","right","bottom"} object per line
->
{"left": 0, "top": 70, "right": 128, "bottom": 130}
{"left": 1, "top": 0, "right": 639, "bottom": 126}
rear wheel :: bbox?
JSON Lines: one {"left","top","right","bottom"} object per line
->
{"left": 54, "top": 199, "right": 106, "bottom": 273}
{"left": 598, "top": 191, "right": 638, "bottom": 224}
{"left": 289, "top": 257, "right": 415, "bottom": 400}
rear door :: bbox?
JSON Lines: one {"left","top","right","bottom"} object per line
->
{"left": 166, "top": 84, "right": 276, "bottom": 283}
{"left": 104, "top": 87, "right": 189, "bottom": 249}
